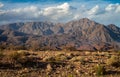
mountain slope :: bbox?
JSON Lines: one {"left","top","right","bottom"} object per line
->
{"left": 0, "top": 18, "right": 120, "bottom": 51}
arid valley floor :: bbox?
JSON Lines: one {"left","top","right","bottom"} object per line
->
{"left": 0, "top": 50, "right": 120, "bottom": 77}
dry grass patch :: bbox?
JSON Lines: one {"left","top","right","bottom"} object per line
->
{"left": 70, "top": 56, "right": 85, "bottom": 64}
{"left": 43, "top": 53, "right": 69, "bottom": 62}
{"left": 0, "top": 51, "right": 40, "bottom": 68}
{"left": 0, "top": 51, "right": 120, "bottom": 77}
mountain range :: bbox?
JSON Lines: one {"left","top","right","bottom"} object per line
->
{"left": 0, "top": 18, "right": 120, "bottom": 51}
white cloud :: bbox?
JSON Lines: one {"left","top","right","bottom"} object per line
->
{"left": 58, "top": 2, "right": 70, "bottom": 10}
{"left": 105, "top": 3, "right": 120, "bottom": 13}
{"left": 0, "top": 5, "right": 43, "bottom": 24}
{"left": 88, "top": 3, "right": 120, "bottom": 26}
{"left": 87, "top": 5, "right": 100, "bottom": 15}
{"left": 0, "top": 2, "right": 120, "bottom": 26}
{"left": 105, "top": 3, "right": 119, "bottom": 11}
{"left": 11, "top": 6, "right": 41, "bottom": 18}
{"left": 43, "top": 2, "right": 70, "bottom": 16}
{"left": 115, "top": 5, "right": 120, "bottom": 13}
{"left": 12, "top": 6, "right": 39, "bottom": 13}
{"left": 0, "top": 2, "right": 5, "bottom": 15}
{"left": 42, "top": 3, "right": 74, "bottom": 21}
{"left": 0, "top": 2, "right": 4, "bottom": 8}
{"left": 0, "top": 2, "right": 76, "bottom": 23}
{"left": 74, "top": 14, "right": 81, "bottom": 19}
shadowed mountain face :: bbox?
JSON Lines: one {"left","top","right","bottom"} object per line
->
{"left": 0, "top": 18, "right": 120, "bottom": 51}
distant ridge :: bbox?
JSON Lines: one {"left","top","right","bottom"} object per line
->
{"left": 0, "top": 18, "right": 120, "bottom": 51}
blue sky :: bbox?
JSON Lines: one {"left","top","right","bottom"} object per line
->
{"left": 0, "top": 0, "right": 120, "bottom": 27}
{"left": 1, "top": 0, "right": 120, "bottom": 3}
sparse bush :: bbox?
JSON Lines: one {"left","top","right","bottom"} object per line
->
{"left": 0, "top": 44, "right": 6, "bottom": 51}
{"left": 7, "top": 51, "right": 39, "bottom": 68}
{"left": 104, "top": 52, "right": 111, "bottom": 58}
{"left": 45, "top": 56, "right": 56, "bottom": 62}
{"left": 67, "top": 74, "right": 74, "bottom": 77}
{"left": 106, "top": 55, "right": 120, "bottom": 67}
{"left": 85, "top": 51, "right": 91, "bottom": 55}
{"left": 118, "top": 50, "right": 120, "bottom": 56}
{"left": 0, "top": 52, "right": 4, "bottom": 59}
{"left": 80, "top": 57, "right": 85, "bottom": 65}
{"left": 17, "top": 50, "right": 30, "bottom": 56}
{"left": 70, "top": 56, "right": 85, "bottom": 64}
{"left": 44, "top": 53, "right": 68, "bottom": 62}
{"left": 55, "top": 54, "right": 68, "bottom": 61}
{"left": 9, "top": 52, "right": 23, "bottom": 61}
{"left": 9, "top": 51, "right": 30, "bottom": 60}
{"left": 70, "top": 57, "right": 78, "bottom": 62}
{"left": 94, "top": 64, "right": 105, "bottom": 76}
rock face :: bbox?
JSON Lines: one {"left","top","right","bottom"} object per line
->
{"left": 0, "top": 18, "right": 120, "bottom": 51}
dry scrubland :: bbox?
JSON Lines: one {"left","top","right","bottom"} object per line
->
{"left": 0, "top": 50, "right": 120, "bottom": 77}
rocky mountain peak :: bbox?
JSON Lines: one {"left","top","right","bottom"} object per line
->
{"left": 0, "top": 18, "right": 120, "bottom": 51}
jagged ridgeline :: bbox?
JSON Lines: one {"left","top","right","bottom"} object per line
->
{"left": 0, "top": 18, "right": 120, "bottom": 51}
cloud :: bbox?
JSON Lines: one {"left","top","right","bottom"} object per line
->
{"left": 0, "top": 5, "right": 42, "bottom": 24}
{"left": 89, "top": 3, "right": 120, "bottom": 26}
{"left": 11, "top": 6, "right": 41, "bottom": 18}
{"left": 0, "top": 2, "right": 4, "bottom": 15}
{"left": 105, "top": 3, "right": 120, "bottom": 13}
{"left": 116, "top": 5, "right": 120, "bottom": 13}
{"left": 0, "top": 2, "right": 76, "bottom": 23}
{"left": 105, "top": 3, "right": 119, "bottom": 12}
{"left": 0, "top": 1, "right": 120, "bottom": 27}
{"left": 0, "top": 0, "right": 72, "bottom": 3}
{"left": 87, "top": 5, "right": 100, "bottom": 15}
{"left": 42, "top": 3, "right": 75, "bottom": 21}
{"left": 12, "top": 6, "right": 39, "bottom": 13}
{"left": 0, "top": 2, "right": 4, "bottom": 8}
{"left": 43, "top": 3, "right": 71, "bottom": 16}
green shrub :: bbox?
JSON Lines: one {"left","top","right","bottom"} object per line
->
{"left": 106, "top": 55, "right": 120, "bottom": 67}
{"left": 94, "top": 64, "right": 105, "bottom": 76}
